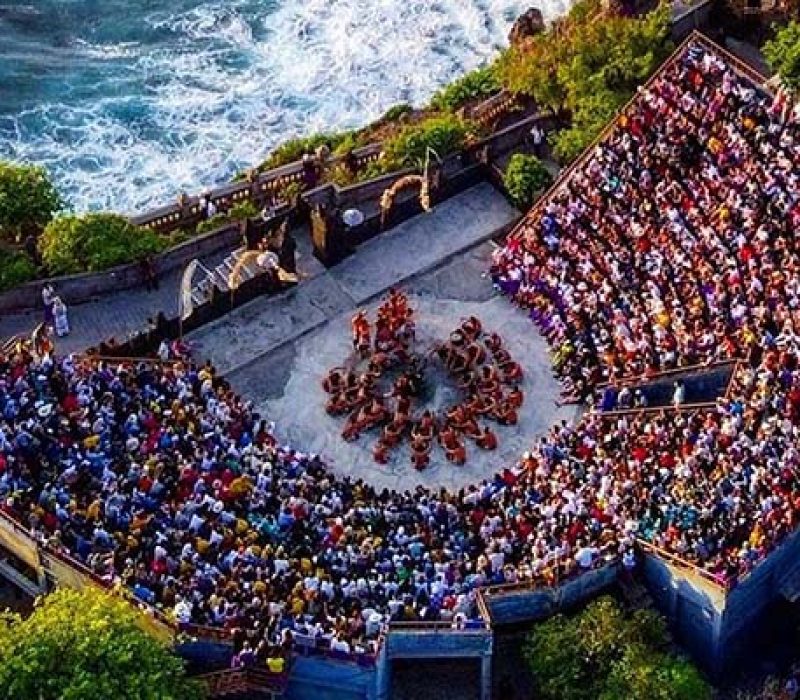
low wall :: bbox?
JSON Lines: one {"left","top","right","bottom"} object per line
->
{"left": 641, "top": 553, "right": 725, "bottom": 671}
{"left": 0, "top": 222, "right": 242, "bottom": 313}
{"left": 385, "top": 626, "right": 492, "bottom": 659}
{"left": 482, "top": 563, "right": 619, "bottom": 625}
{"left": 286, "top": 656, "right": 378, "bottom": 700}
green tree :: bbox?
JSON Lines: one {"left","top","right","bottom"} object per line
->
{"left": 0, "top": 587, "right": 202, "bottom": 700}
{"left": 39, "top": 212, "right": 165, "bottom": 275}
{"left": 503, "top": 153, "right": 553, "bottom": 209}
{"left": 764, "top": 21, "right": 800, "bottom": 90}
{"left": 497, "top": 0, "right": 672, "bottom": 164}
{"left": 524, "top": 596, "right": 711, "bottom": 700}
{"left": 0, "top": 161, "right": 63, "bottom": 242}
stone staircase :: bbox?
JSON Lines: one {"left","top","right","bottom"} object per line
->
{"left": 189, "top": 248, "right": 264, "bottom": 308}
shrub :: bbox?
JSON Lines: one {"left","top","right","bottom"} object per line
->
{"left": 380, "top": 103, "right": 414, "bottom": 123}
{"left": 258, "top": 132, "right": 350, "bottom": 171}
{"left": 0, "top": 250, "right": 37, "bottom": 291}
{"left": 503, "top": 154, "right": 554, "bottom": 208}
{"left": 430, "top": 65, "right": 501, "bottom": 112}
{"left": 384, "top": 115, "right": 472, "bottom": 170}
{"left": 0, "top": 161, "right": 63, "bottom": 242}
{"left": 39, "top": 213, "right": 165, "bottom": 275}
{"left": 195, "top": 213, "right": 233, "bottom": 235}
{"left": 228, "top": 200, "right": 259, "bottom": 221}
{"left": 764, "top": 21, "right": 800, "bottom": 90}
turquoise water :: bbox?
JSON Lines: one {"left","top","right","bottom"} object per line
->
{"left": 0, "top": 0, "right": 566, "bottom": 214}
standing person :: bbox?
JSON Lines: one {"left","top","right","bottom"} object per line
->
{"left": 140, "top": 255, "right": 158, "bottom": 291}
{"left": 530, "top": 123, "right": 546, "bottom": 158}
{"left": 42, "top": 284, "right": 56, "bottom": 328}
{"left": 672, "top": 379, "right": 685, "bottom": 407}
{"left": 52, "top": 297, "right": 70, "bottom": 337}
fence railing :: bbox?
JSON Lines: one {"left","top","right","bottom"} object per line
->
{"left": 196, "top": 667, "right": 290, "bottom": 698}
{"left": 636, "top": 538, "right": 730, "bottom": 591}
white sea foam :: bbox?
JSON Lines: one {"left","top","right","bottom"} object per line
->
{"left": 1, "top": 0, "right": 568, "bottom": 214}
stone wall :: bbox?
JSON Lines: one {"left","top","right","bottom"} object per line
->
{"left": 483, "top": 563, "right": 619, "bottom": 625}
{"left": 0, "top": 222, "right": 242, "bottom": 313}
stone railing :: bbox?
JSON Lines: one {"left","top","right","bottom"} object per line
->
{"left": 464, "top": 89, "right": 523, "bottom": 129}
{"left": 130, "top": 143, "right": 382, "bottom": 235}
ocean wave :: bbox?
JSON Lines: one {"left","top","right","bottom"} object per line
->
{"left": 0, "top": 0, "right": 568, "bottom": 214}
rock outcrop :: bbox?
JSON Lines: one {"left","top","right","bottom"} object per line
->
{"left": 508, "top": 8, "right": 545, "bottom": 46}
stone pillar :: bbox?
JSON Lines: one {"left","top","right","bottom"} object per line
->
{"left": 480, "top": 653, "right": 492, "bottom": 700}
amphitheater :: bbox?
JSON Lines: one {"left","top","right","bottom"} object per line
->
{"left": 1, "top": 25, "right": 800, "bottom": 700}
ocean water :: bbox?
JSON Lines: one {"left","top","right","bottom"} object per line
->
{"left": 0, "top": 0, "right": 567, "bottom": 214}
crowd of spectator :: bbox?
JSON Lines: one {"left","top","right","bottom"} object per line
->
{"left": 0, "top": 39, "right": 798, "bottom": 672}
{"left": 491, "top": 40, "right": 800, "bottom": 584}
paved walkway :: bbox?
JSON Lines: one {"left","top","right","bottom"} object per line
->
{"left": 0, "top": 228, "right": 323, "bottom": 355}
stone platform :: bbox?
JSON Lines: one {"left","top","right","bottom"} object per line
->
{"left": 216, "top": 245, "right": 579, "bottom": 492}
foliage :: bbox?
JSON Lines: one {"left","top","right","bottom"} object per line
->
{"left": 430, "top": 64, "right": 501, "bottom": 112}
{"left": 39, "top": 212, "right": 165, "bottom": 275}
{"left": 551, "top": 87, "right": 625, "bottom": 163}
{"left": 195, "top": 212, "right": 233, "bottom": 235}
{"left": 227, "top": 200, "right": 259, "bottom": 221}
{"left": 0, "top": 249, "right": 37, "bottom": 291}
{"left": 497, "top": 0, "right": 672, "bottom": 163}
{"left": 0, "top": 587, "right": 203, "bottom": 700}
{"left": 380, "top": 103, "right": 413, "bottom": 122}
{"left": 274, "top": 180, "right": 304, "bottom": 205}
{"left": 383, "top": 114, "right": 472, "bottom": 170}
{"left": 503, "top": 154, "right": 553, "bottom": 208}
{"left": 524, "top": 596, "right": 711, "bottom": 700}
{"left": 764, "top": 21, "right": 800, "bottom": 90}
{"left": 258, "top": 132, "right": 350, "bottom": 171}
{"left": 0, "top": 161, "right": 63, "bottom": 242}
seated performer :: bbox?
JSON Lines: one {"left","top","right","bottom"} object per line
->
{"left": 410, "top": 436, "right": 430, "bottom": 470}
{"left": 461, "top": 316, "right": 482, "bottom": 341}
{"left": 439, "top": 425, "right": 466, "bottom": 465}
{"left": 485, "top": 332, "right": 503, "bottom": 354}
{"left": 373, "top": 439, "right": 390, "bottom": 464}
{"left": 499, "top": 360, "right": 523, "bottom": 384}
{"left": 506, "top": 386, "right": 524, "bottom": 409}
{"left": 464, "top": 342, "right": 487, "bottom": 369}
{"left": 475, "top": 425, "right": 498, "bottom": 450}
{"left": 411, "top": 410, "right": 436, "bottom": 442}
{"left": 351, "top": 310, "right": 371, "bottom": 357}
{"left": 478, "top": 365, "right": 500, "bottom": 395}
{"left": 493, "top": 399, "right": 518, "bottom": 426}
{"left": 321, "top": 366, "right": 350, "bottom": 394}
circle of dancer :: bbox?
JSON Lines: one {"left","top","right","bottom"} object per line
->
{"left": 321, "top": 289, "right": 525, "bottom": 470}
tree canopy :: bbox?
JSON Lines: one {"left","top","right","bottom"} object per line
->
{"left": 764, "top": 21, "right": 800, "bottom": 90}
{"left": 38, "top": 212, "right": 165, "bottom": 275}
{"left": 524, "top": 596, "right": 711, "bottom": 700}
{"left": 0, "top": 587, "right": 202, "bottom": 700}
{"left": 497, "top": 0, "right": 673, "bottom": 163}
{"left": 0, "top": 161, "right": 63, "bottom": 242}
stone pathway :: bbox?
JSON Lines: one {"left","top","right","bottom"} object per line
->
{"left": 188, "top": 182, "right": 520, "bottom": 376}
